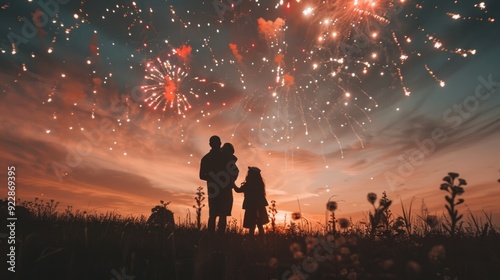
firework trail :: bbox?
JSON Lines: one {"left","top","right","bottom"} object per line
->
{"left": 0, "top": 0, "right": 494, "bottom": 161}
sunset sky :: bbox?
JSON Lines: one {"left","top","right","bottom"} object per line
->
{"left": 1, "top": 0, "right": 499, "bottom": 227}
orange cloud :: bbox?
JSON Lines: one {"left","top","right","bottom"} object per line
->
{"left": 61, "top": 80, "right": 86, "bottom": 106}
{"left": 274, "top": 54, "right": 284, "bottom": 65}
{"left": 229, "top": 43, "right": 243, "bottom": 63}
{"left": 175, "top": 45, "right": 192, "bottom": 62}
{"left": 257, "top": 17, "right": 285, "bottom": 39}
{"left": 284, "top": 74, "right": 295, "bottom": 89}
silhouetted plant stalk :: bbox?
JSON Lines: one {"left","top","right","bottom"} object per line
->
{"left": 193, "top": 186, "right": 205, "bottom": 230}
{"left": 416, "top": 199, "right": 441, "bottom": 235}
{"left": 185, "top": 209, "right": 192, "bottom": 227}
{"left": 367, "top": 192, "right": 393, "bottom": 237}
{"left": 326, "top": 200, "right": 338, "bottom": 235}
{"left": 302, "top": 216, "right": 312, "bottom": 233}
{"left": 268, "top": 200, "right": 278, "bottom": 233}
{"left": 440, "top": 172, "right": 466, "bottom": 237}
{"left": 400, "top": 197, "right": 414, "bottom": 236}
{"left": 325, "top": 195, "right": 339, "bottom": 235}
{"left": 380, "top": 192, "right": 394, "bottom": 232}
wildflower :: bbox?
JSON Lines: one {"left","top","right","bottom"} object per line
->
{"left": 381, "top": 259, "right": 395, "bottom": 271}
{"left": 289, "top": 242, "right": 301, "bottom": 253}
{"left": 340, "top": 268, "right": 348, "bottom": 276}
{"left": 367, "top": 193, "right": 377, "bottom": 205}
{"left": 326, "top": 201, "right": 338, "bottom": 211}
{"left": 379, "top": 198, "right": 392, "bottom": 208}
{"left": 268, "top": 257, "right": 278, "bottom": 268}
{"left": 425, "top": 215, "right": 439, "bottom": 228}
{"left": 335, "top": 236, "right": 347, "bottom": 246}
{"left": 440, "top": 183, "right": 449, "bottom": 191}
{"left": 392, "top": 218, "right": 405, "bottom": 232}
{"left": 347, "top": 236, "right": 358, "bottom": 246}
{"left": 339, "top": 246, "right": 351, "bottom": 256}
{"left": 347, "top": 270, "right": 358, "bottom": 280}
{"left": 428, "top": 245, "right": 446, "bottom": 265}
{"left": 442, "top": 176, "right": 452, "bottom": 184}
{"left": 293, "top": 251, "right": 304, "bottom": 260}
{"left": 440, "top": 172, "right": 466, "bottom": 237}
{"left": 452, "top": 186, "right": 465, "bottom": 195}
{"left": 350, "top": 253, "right": 360, "bottom": 262}
{"left": 291, "top": 212, "right": 302, "bottom": 220}
{"left": 287, "top": 274, "right": 303, "bottom": 280}
{"left": 338, "top": 218, "right": 350, "bottom": 229}
{"left": 405, "top": 261, "right": 422, "bottom": 275}
{"left": 326, "top": 234, "right": 335, "bottom": 243}
{"left": 303, "top": 258, "right": 318, "bottom": 271}
{"left": 305, "top": 236, "right": 319, "bottom": 247}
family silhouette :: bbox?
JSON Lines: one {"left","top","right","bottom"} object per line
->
{"left": 199, "top": 135, "right": 268, "bottom": 236}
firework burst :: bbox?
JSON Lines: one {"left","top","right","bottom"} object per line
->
{"left": 300, "top": 0, "right": 493, "bottom": 96}
{"left": 0, "top": 0, "right": 494, "bottom": 161}
{"left": 141, "top": 56, "right": 200, "bottom": 116}
{"left": 226, "top": 11, "right": 378, "bottom": 159}
{"left": 299, "top": 0, "right": 411, "bottom": 95}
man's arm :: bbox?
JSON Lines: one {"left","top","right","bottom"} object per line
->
{"left": 234, "top": 164, "right": 239, "bottom": 181}
{"left": 199, "top": 157, "right": 208, "bottom": 181}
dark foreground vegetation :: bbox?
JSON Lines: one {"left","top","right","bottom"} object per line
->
{"left": 1, "top": 173, "right": 499, "bottom": 280}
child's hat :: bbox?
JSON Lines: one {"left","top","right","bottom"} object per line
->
{"left": 248, "top": 166, "right": 261, "bottom": 173}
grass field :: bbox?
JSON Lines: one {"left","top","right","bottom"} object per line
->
{"left": 2, "top": 173, "right": 499, "bottom": 279}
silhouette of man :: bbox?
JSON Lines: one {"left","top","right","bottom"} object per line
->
{"left": 199, "top": 135, "right": 235, "bottom": 234}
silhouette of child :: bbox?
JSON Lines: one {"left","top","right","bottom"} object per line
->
{"left": 234, "top": 166, "right": 269, "bottom": 236}
{"left": 221, "top": 143, "right": 238, "bottom": 189}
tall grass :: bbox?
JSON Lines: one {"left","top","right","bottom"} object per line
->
{"left": 1, "top": 172, "right": 499, "bottom": 279}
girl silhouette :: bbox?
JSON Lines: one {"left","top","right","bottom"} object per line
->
{"left": 234, "top": 166, "right": 269, "bottom": 236}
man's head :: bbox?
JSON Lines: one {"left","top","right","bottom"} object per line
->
{"left": 209, "top": 135, "right": 221, "bottom": 149}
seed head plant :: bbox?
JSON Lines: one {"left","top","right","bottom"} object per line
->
{"left": 367, "top": 192, "right": 393, "bottom": 237}
{"left": 289, "top": 212, "right": 302, "bottom": 235}
{"left": 326, "top": 200, "right": 338, "bottom": 235}
{"left": 291, "top": 212, "right": 302, "bottom": 221}
{"left": 338, "top": 218, "right": 350, "bottom": 233}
